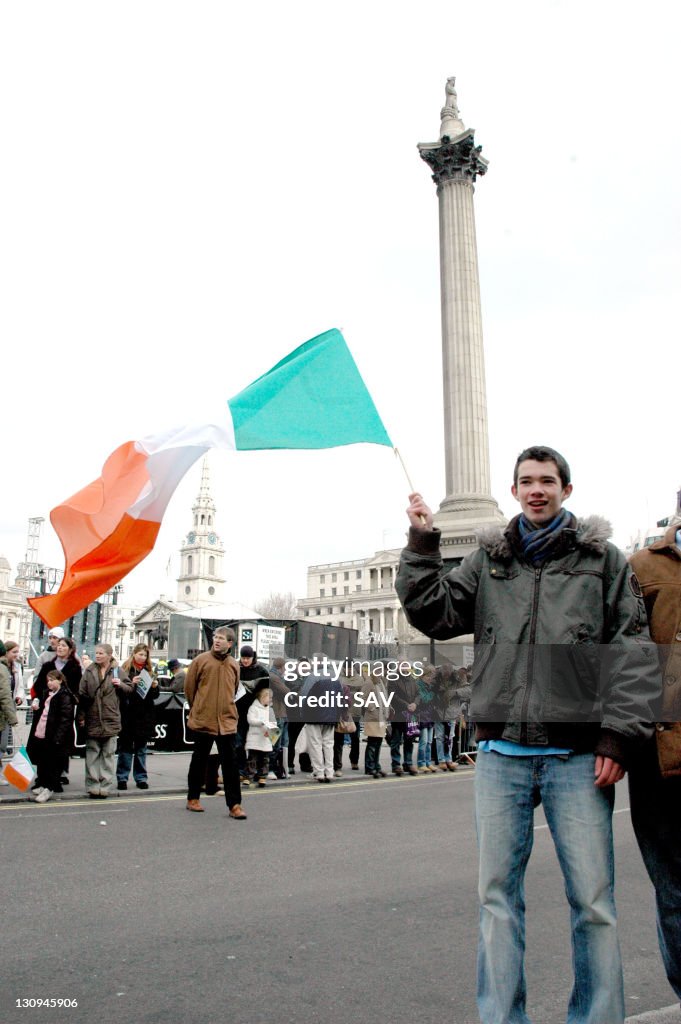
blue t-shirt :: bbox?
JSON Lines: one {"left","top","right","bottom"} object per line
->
{"left": 478, "top": 739, "right": 571, "bottom": 756}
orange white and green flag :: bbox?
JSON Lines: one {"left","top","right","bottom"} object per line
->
{"left": 28, "top": 329, "right": 392, "bottom": 628}
{"left": 3, "top": 746, "right": 36, "bottom": 792}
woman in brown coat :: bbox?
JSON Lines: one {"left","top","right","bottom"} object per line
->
{"left": 361, "top": 668, "right": 390, "bottom": 779}
{"left": 78, "top": 644, "right": 132, "bottom": 798}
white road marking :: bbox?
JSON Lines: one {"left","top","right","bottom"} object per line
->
{"left": 534, "top": 807, "right": 630, "bottom": 832}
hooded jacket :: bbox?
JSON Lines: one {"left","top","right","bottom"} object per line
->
{"left": 629, "top": 522, "right": 681, "bottom": 775}
{"left": 397, "top": 514, "right": 661, "bottom": 766}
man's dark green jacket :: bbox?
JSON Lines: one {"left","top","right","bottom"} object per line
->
{"left": 396, "top": 514, "right": 661, "bottom": 766}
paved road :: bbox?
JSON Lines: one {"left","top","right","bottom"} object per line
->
{"left": 1, "top": 769, "right": 677, "bottom": 1024}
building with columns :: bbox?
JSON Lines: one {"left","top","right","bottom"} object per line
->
{"left": 296, "top": 549, "right": 413, "bottom": 645}
{"left": 0, "top": 556, "right": 31, "bottom": 654}
{"left": 175, "top": 458, "right": 226, "bottom": 608}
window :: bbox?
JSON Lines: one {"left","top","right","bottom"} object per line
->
{"left": 209, "top": 556, "right": 215, "bottom": 575}
{"left": 319, "top": 574, "right": 325, "bottom": 583}
{"left": 185, "top": 586, "right": 191, "bottom": 595}
{"left": 6, "top": 617, "right": 12, "bottom": 630}
{"left": 208, "top": 516, "right": 212, "bottom": 526}
{"left": 331, "top": 572, "right": 337, "bottom": 582}
{"left": 356, "top": 570, "right": 362, "bottom": 579}
{"left": 187, "top": 555, "right": 193, "bottom": 575}
{"left": 208, "top": 586, "right": 215, "bottom": 596}
{"left": 339, "top": 620, "right": 345, "bottom": 627}
{"left": 344, "top": 571, "right": 349, "bottom": 581}
{"left": 331, "top": 587, "right": 337, "bottom": 596}
{"left": 320, "top": 588, "right": 325, "bottom": 598}
{"left": 355, "top": 585, "right": 361, "bottom": 592}
{"left": 326, "top": 607, "right": 333, "bottom": 615}
{"left": 201, "top": 515, "right": 205, "bottom": 525}
{"left": 343, "top": 586, "right": 349, "bottom": 595}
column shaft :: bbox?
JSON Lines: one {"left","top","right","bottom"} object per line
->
{"left": 438, "top": 178, "right": 492, "bottom": 500}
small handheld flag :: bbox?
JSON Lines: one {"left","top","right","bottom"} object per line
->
{"left": 3, "top": 746, "right": 36, "bottom": 792}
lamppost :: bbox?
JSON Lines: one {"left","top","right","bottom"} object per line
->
{"left": 117, "top": 619, "right": 127, "bottom": 662}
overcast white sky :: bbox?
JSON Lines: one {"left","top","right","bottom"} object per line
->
{"left": 1, "top": 0, "right": 679, "bottom": 610}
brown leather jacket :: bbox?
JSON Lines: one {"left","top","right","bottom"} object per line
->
{"left": 630, "top": 523, "right": 681, "bottom": 775}
{"left": 184, "top": 651, "right": 239, "bottom": 736}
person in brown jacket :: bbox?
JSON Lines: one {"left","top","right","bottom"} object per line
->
{"left": 78, "top": 644, "right": 132, "bottom": 799}
{"left": 184, "top": 626, "right": 246, "bottom": 819}
{"left": 628, "top": 513, "right": 681, "bottom": 1000}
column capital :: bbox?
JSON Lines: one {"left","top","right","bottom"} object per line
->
{"left": 418, "top": 129, "right": 488, "bottom": 188}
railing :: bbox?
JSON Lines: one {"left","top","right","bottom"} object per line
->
{"left": 0, "top": 703, "right": 32, "bottom": 759}
{"left": 456, "top": 716, "right": 477, "bottom": 765}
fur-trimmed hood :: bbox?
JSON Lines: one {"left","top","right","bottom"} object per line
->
{"left": 477, "top": 514, "right": 612, "bottom": 562}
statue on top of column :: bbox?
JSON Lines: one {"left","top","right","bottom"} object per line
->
{"left": 440, "top": 76, "right": 466, "bottom": 141}
{"left": 444, "top": 77, "right": 460, "bottom": 118}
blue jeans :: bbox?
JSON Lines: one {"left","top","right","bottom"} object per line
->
{"left": 628, "top": 738, "right": 681, "bottom": 999}
{"left": 434, "top": 721, "right": 454, "bottom": 763}
{"left": 116, "top": 746, "right": 148, "bottom": 784}
{"left": 475, "top": 750, "right": 623, "bottom": 1024}
{"left": 389, "top": 723, "right": 414, "bottom": 768}
{"left": 417, "top": 725, "right": 434, "bottom": 767}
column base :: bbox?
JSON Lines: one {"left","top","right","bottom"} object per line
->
{"left": 434, "top": 495, "right": 507, "bottom": 559}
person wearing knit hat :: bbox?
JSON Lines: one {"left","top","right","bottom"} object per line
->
{"left": 235, "top": 645, "right": 269, "bottom": 784}
{"left": 628, "top": 505, "right": 681, "bottom": 1000}
{"left": 36, "top": 626, "right": 66, "bottom": 669}
{"left": 165, "top": 658, "right": 186, "bottom": 695}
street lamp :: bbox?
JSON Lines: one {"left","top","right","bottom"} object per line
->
{"left": 117, "top": 619, "right": 127, "bottom": 662}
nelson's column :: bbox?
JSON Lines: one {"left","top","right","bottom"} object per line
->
{"left": 418, "top": 78, "right": 505, "bottom": 559}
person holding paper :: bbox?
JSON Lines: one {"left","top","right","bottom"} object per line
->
{"left": 116, "top": 643, "right": 159, "bottom": 791}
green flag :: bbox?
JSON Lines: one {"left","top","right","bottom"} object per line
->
{"left": 227, "top": 328, "right": 392, "bottom": 450}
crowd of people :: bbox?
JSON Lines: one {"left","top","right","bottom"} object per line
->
{"left": 0, "top": 629, "right": 164, "bottom": 802}
{"left": 0, "top": 627, "right": 474, "bottom": 807}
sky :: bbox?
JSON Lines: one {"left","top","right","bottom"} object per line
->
{"left": 1, "top": 0, "right": 679, "bottom": 611}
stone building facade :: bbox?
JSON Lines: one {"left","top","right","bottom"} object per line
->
{"left": 296, "top": 548, "right": 412, "bottom": 645}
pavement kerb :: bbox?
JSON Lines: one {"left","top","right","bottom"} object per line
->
{"left": 625, "top": 1006, "right": 680, "bottom": 1022}
{"left": 0, "top": 762, "right": 475, "bottom": 806}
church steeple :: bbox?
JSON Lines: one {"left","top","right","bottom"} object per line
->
{"left": 176, "top": 456, "right": 225, "bottom": 607}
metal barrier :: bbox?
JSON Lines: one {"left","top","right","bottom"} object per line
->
{"left": 1, "top": 704, "right": 32, "bottom": 758}
{"left": 456, "top": 715, "right": 477, "bottom": 766}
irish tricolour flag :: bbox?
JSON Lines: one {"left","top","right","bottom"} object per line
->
{"left": 3, "top": 746, "right": 36, "bottom": 792}
{"left": 29, "top": 329, "right": 392, "bottom": 628}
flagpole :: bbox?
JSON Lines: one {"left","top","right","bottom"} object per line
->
{"left": 394, "top": 448, "right": 427, "bottom": 525}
